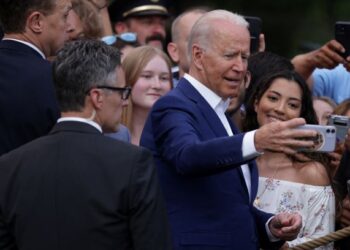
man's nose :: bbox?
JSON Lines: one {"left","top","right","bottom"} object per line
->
{"left": 231, "top": 56, "right": 246, "bottom": 72}
{"left": 152, "top": 23, "right": 165, "bottom": 36}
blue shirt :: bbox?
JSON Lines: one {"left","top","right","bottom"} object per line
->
{"left": 105, "top": 124, "right": 131, "bottom": 143}
{"left": 312, "top": 64, "right": 350, "bottom": 104}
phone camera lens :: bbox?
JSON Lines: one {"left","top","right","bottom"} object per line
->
{"left": 326, "top": 129, "right": 330, "bottom": 133}
{"left": 331, "top": 129, "right": 336, "bottom": 133}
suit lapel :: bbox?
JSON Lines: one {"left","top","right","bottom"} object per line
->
{"left": 177, "top": 79, "right": 257, "bottom": 202}
{"left": 177, "top": 79, "right": 228, "bottom": 138}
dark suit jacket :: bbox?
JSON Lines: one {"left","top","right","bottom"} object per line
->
{"left": 0, "top": 121, "right": 172, "bottom": 250}
{"left": 334, "top": 151, "right": 350, "bottom": 198}
{"left": 140, "top": 78, "right": 284, "bottom": 250}
{"left": 0, "top": 40, "right": 59, "bottom": 156}
{"left": 334, "top": 151, "right": 350, "bottom": 250}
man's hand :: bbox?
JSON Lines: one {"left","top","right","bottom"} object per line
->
{"left": 292, "top": 39, "right": 345, "bottom": 80}
{"left": 307, "top": 39, "right": 345, "bottom": 69}
{"left": 340, "top": 197, "right": 350, "bottom": 227}
{"left": 254, "top": 118, "right": 317, "bottom": 155}
{"left": 328, "top": 151, "right": 342, "bottom": 176}
{"left": 269, "top": 212, "right": 302, "bottom": 241}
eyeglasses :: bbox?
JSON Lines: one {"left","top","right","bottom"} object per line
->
{"left": 96, "top": 86, "right": 132, "bottom": 100}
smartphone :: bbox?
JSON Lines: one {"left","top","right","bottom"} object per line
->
{"left": 294, "top": 124, "right": 337, "bottom": 152}
{"left": 335, "top": 21, "right": 350, "bottom": 58}
{"left": 327, "top": 115, "right": 350, "bottom": 143}
{"left": 244, "top": 16, "right": 262, "bottom": 54}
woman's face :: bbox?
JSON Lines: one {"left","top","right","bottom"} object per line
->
{"left": 313, "top": 99, "right": 334, "bottom": 125}
{"left": 254, "top": 78, "right": 302, "bottom": 126}
{"left": 131, "top": 55, "right": 172, "bottom": 109}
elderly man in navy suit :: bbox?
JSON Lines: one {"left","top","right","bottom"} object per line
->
{"left": 140, "top": 10, "right": 321, "bottom": 250}
{"left": 0, "top": 0, "right": 73, "bottom": 156}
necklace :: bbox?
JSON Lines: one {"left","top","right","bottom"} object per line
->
{"left": 253, "top": 164, "right": 280, "bottom": 207}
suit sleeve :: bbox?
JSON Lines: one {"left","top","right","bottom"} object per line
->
{"left": 252, "top": 207, "right": 285, "bottom": 249}
{"left": 148, "top": 95, "right": 251, "bottom": 175}
{"left": 128, "top": 148, "right": 172, "bottom": 250}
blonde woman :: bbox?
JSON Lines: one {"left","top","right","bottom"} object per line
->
{"left": 122, "top": 46, "right": 173, "bottom": 145}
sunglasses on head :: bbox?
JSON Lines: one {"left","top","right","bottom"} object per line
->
{"left": 101, "top": 33, "right": 137, "bottom": 45}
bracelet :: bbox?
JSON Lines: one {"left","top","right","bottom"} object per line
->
{"left": 88, "top": 0, "right": 109, "bottom": 10}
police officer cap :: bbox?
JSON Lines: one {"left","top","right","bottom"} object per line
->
{"left": 108, "top": 0, "right": 169, "bottom": 22}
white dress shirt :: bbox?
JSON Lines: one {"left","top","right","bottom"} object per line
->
{"left": 57, "top": 117, "right": 102, "bottom": 133}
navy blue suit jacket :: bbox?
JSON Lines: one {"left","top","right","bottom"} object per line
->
{"left": 0, "top": 40, "right": 59, "bottom": 156}
{"left": 141, "top": 78, "right": 284, "bottom": 250}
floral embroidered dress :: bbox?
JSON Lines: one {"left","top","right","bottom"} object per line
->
{"left": 255, "top": 177, "right": 335, "bottom": 250}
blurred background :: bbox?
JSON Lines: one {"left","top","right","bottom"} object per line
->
{"left": 167, "top": 0, "right": 350, "bottom": 58}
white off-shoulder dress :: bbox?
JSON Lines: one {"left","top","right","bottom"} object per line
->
{"left": 255, "top": 177, "right": 335, "bottom": 250}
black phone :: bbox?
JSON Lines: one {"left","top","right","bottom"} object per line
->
{"left": 335, "top": 21, "right": 350, "bottom": 58}
{"left": 244, "top": 16, "right": 262, "bottom": 54}
{"left": 327, "top": 115, "right": 350, "bottom": 143}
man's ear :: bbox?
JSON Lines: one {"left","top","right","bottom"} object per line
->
{"left": 88, "top": 89, "right": 104, "bottom": 110}
{"left": 167, "top": 42, "right": 179, "bottom": 63}
{"left": 27, "top": 11, "right": 44, "bottom": 33}
{"left": 192, "top": 44, "right": 204, "bottom": 70}
{"left": 114, "top": 21, "right": 129, "bottom": 34}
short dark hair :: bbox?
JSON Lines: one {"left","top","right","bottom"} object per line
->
{"left": 0, "top": 0, "right": 56, "bottom": 33}
{"left": 52, "top": 39, "right": 122, "bottom": 112}
{"left": 243, "top": 70, "right": 317, "bottom": 132}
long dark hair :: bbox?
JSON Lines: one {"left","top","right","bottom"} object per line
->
{"left": 243, "top": 70, "right": 318, "bottom": 131}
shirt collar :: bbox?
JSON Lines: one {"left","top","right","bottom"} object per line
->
{"left": 57, "top": 117, "right": 102, "bottom": 133}
{"left": 2, "top": 38, "right": 46, "bottom": 59}
{"left": 184, "top": 73, "right": 230, "bottom": 113}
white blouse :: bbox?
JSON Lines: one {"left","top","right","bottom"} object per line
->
{"left": 255, "top": 177, "right": 335, "bottom": 250}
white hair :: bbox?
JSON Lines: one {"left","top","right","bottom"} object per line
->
{"left": 187, "top": 10, "right": 249, "bottom": 60}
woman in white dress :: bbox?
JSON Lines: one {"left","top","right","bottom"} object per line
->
{"left": 243, "top": 70, "right": 336, "bottom": 250}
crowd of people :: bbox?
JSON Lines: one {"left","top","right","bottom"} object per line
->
{"left": 1, "top": 0, "right": 350, "bottom": 249}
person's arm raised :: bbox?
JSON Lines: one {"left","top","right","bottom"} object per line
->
{"left": 292, "top": 39, "right": 345, "bottom": 81}
{"left": 254, "top": 118, "right": 317, "bottom": 155}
